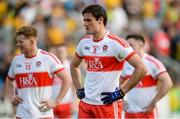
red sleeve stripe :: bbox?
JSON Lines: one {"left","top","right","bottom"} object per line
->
{"left": 145, "top": 56, "right": 161, "bottom": 69}
{"left": 157, "top": 71, "right": 167, "bottom": 78}
{"left": 75, "top": 52, "right": 84, "bottom": 59}
{"left": 54, "top": 68, "right": 65, "bottom": 74}
{"left": 125, "top": 51, "right": 136, "bottom": 61}
{"left": 107, "top": 33, "right": 129, "bottom": 48}
{"left": 40, "top": 50, "right": 60, "bottom": 64}
{"left": 120, "top": 75, "right": 131, "bottom": 80}
{"left": 7, "top": 75, "right": 15, "bottom": 81}
{"left": 120, "top": 76, "right": 128, "bottom": 80}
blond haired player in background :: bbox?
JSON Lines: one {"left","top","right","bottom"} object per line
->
{"left": 120, "top": 34, "right": 173, "bottom": 118}
{"left": 5, "top": 26, "right": 71, "bottom": 118}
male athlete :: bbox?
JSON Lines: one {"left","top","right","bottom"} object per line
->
{"left": 120, "top": 34, "right": 173, "bottom": 118}
{"left": 6, "top": 26, "right": 71, "bottom": 118}
{"left": 70, "top": 5, "right": 147, "bottom": 118}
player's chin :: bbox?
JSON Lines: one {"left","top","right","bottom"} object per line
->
{"left": 20, "top": 48, "right": 25, "bottom": 53}
{"left": 86, "top": 31, "right": 94, "bottom": 35}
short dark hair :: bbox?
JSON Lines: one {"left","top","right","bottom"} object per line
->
{"left": 82, "top": 4, "right": 108, "bottom": 26}
{"left": 16, "top": 26, "right": 37, "bottom": 38}
{"left": 126, "top": 34, "right": 145, "bottom": 44}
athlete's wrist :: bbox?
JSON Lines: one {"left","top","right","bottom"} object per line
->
{"left": 54, "top": 99, "right": 60, "bottom": 106}
{"left": 119, "top": 89, "right": 125, "bottom": 97}
{"left": 120, "top": 88, "right": 127, "bottom": 95}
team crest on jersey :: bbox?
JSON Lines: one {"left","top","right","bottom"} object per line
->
{"left": 103, "top": 45, "right": 108, "bottom": 52}
{"left": 36, "top": 61, "right": 41, "bottom": 67}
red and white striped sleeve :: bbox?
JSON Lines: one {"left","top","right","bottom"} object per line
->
{"left": 108, "top": 33, "right": 135, "bottom": 62}
{"left": 145, "top": 55, "right": 166, "bottom": 78}
{"left": 41, "top": 51, "right": 65, "bottom": 74}
{"left": 75, "top": 39, "right": 86, "bottom": 59}
{"left": 7, "top": 57, "right": 16, "bottom": 81}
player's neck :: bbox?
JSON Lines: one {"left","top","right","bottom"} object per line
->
{"left": 25, "top": 47, "right": 38, "bottom": 58}
{"left": 139, "top": 51, "right": 145, "bottom": 58}
{"left": 93, "top": 28, "right": 107, "bottom": 41}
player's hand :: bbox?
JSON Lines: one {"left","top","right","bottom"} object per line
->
{"left": 101, "top": 88, "right": 124, "bottom": 104}
{"left": 39, "top": 100, "right": 57, "bottom": 112}
{"left": 76, "top": 88, "right": 85, "bottom": 100}
{"left": 11, "top": 95, "right": 23, "bottom": 105}
{"left": 143, "top": 101, "right": 156, "bottom": 112}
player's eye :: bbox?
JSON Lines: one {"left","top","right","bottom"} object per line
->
{"left": 83, "top": 19, "right": 91, "bottom": 22}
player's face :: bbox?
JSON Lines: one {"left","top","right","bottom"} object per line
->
{"left": 16, "top": 35, "right": 33, "bottom": 54}
{"left": 57, "top": 46, "right": 68, "bottom": 61}
{"left": 83, "top": 13, "right": 101, "bottom": 35}
{"left": 127, "top": 38, "right": 143, "bottom": 52}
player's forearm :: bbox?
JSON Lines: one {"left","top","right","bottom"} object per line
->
{"left": 55, "top": 77, "right": 71, "bottom": 102}
{"left": 70, "top": 64, "right": 82, "bottom": 89}
{"left": 121, "top": 65, "right": 147, "bottom": 94}
{"left": 152, "top": 75, "right": 173, "bottom": 104}
{"left": 5, "top": 78, "right": 15, "bottom": 98}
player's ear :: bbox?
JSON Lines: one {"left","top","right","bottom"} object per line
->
{"left": 140, "top": 41, "right": 144, "bottom": 48}
{"left": 30, "top": 37, "right": 36, "bottom": 44}
{"left": 98, "top": 17, "right": 103, "bottom": 24}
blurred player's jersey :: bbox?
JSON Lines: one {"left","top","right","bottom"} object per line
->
{"left": 8, "top": 49, "right": 64, "bottom": 118}
{"left": 121, "top": 53, "right": 166, "bottom": 112}
{"left": 52, "top": 59, "right": 74, "bottom": 118}
{"left": 52, "top": 59, "right": 73, "bottom": 104}
{"left": 76, "top": 31, "right": 135, "bottom": 105}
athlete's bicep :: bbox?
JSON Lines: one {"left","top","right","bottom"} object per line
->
{"left": 56, "top": 69, "right": 70, "bottom": 81}
{"left": 126, "top": 53, "right": 145, "bottom": 69}
{"left": 71, "top": 55, "right": 83, "bottom": 68}
{"left": 157, "top": 72, "right": 172, "bottom": 86}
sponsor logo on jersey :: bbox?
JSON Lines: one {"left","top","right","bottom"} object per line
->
{"left": 86, "top": 58, "right": 103, "bottom": 70}
{"left": 84, "top": 46, "right": 90, "bottom": 50}
{"left": 16, "top": 64, "right": 22, "bottom": 68}
{"left": 118, "top": 54, "right": 124, "bottom": 60}
{"left": 19, "top": 73, "right": 37, "bottom": 87}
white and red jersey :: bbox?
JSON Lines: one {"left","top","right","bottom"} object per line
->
{"left": 120, "top": 53, "right": 166, "bottom": 113}
{"left": 8, "top": 49, "right": 64, "bottom": 118}
{"left": 76, "top": 31, "right": 135, "bottom": 105}
{"left": 52, "top": 59, "right": 74, "bottom": 104}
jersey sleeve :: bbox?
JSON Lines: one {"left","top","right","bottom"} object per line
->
{"left": 113, "top": 40, "right": 135, "bottom": 62}
{"left": 120, "top": 62, "right": 133, "bottom": 80}
{"left": 75, "top": 40, "right": 84, "bottom": 59}
{"left": 48, "top": 53, "right": 65, "bottom": 74}
{"left": 151, "top": 60, "right": 167, "bottom": 79}
{"left": 120, "top": 66, "right": 127, "bottom": 80}
{"left": 8, "top": 57, "right": 16, "bottom": 80}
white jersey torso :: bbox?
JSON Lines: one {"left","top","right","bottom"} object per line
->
{"left": 52, "top": 59, "right": 74, "bottom": 104}
{"left": 121, "top": 53, "right": 166, "bottom": 112}
{"left": 8, "top": 49, "right": 64, "bottom": 118}
{"left": 76, "top": 31, "right": 135, "bottom": 105}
